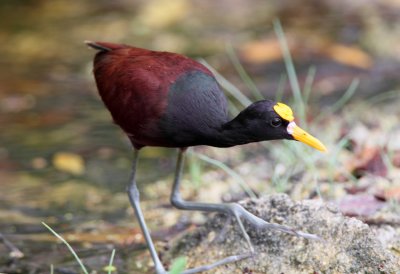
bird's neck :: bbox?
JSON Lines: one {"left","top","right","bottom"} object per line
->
{"left": 201, "top": 116, "right": 256, "bottom": 148}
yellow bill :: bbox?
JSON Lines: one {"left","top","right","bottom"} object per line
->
{"left": 288, "top": 121, "right": 327, "bottom": 152}
{"left": 274, "top": 102, "right": 327, "bottom": 152}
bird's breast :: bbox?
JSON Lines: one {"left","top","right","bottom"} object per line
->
{"left": 159, "top": 70, "right": 229, "bottom": 146}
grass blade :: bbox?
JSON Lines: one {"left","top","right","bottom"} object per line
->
{"left": 42, "top": 222, "right": 89, "bottom": 274}
{"left": 303, "top": 66, "right": 316, "bottom": 105}
{"left": 193, "top": 152, "right": 257, "bottom": 199}
{"left": 106, "top": 249, "right": 116, "bottom": 274}
{"left": 273, "top": 19, "right": 306, "bottom": 124}
{"left": 225, "top": 42, "right": 264, "bottom": 101}
{"left": 315, "top": 78, "right": 359, "bottom": 123}
{"left": 366, "top": 89, "right": 399, "bottom": 105}
{"left": 189, "top": 152, "right": 202, "bottom": 188}
{"left": 275, "top": 73, "right": 287, "bottom": 102}
{"left": 330, "top": 78, "right": 359, "bottom": 113}
{"left": 199, "top": 59, "right": 252, "bottom": 107}
{"left": 228, "top": 102, "right": 240, "bottom": 116}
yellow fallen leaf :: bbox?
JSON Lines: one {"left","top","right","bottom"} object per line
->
{"left": 324, "top": 44, "right": 373, "bottom": 69}
{"left": 240, "top": 35, "right": 373, "bottom": 70}
{"left": 53, "top": 152, "right": 85, "bottom": 175}
{"left": 240, "top": 39, "right": 283, "bottom": 64}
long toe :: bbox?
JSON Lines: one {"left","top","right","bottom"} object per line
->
{"left": 180, "top": 253, "right": 251, "bottom": 274}
{"left": 229, "top": 202, "right": 323, "bottom": 241}
{"left": 155, "top": 265, "right": 168, "bottom": 274}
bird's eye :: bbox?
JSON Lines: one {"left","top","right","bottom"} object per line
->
{"left": 270, "top": 117, "right": 282, "bottom": 127}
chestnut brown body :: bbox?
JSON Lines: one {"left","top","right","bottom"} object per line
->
{"left": 91, "top": 42, "right": 228, "bottom": 149}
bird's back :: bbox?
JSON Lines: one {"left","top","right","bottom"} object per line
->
{"left": 89, "top": 42, "right": 228, "bottom": 148}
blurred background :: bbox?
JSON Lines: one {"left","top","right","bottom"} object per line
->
{"left": 1, "top": 0, "right": 400, "bottom": 273}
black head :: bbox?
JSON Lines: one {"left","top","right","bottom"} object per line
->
{"left": 210, "top": 100, "right": 327, "bottom": 150}
{"left": 219, "top": 100, "right": 326, "bottom": 151}
{"left": 223, "top": 100, "right": 293, "bottom": 143}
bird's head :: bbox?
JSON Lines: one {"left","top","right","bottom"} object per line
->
{"left": 229, "top": 100, "right": 327, "bottom": 151}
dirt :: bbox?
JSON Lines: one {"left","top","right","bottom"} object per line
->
{"left": 167, "top": 194, "right": 400, "bottom": 274}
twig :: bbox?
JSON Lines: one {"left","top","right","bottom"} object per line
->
{"left": 0, "top": 233, "right": 24, "bottom": 259}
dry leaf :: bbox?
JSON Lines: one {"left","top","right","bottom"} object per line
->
{"left": 53, "top": 152, "right": 85, "bottom": 175}
{"left": 375, "top": 187, "right": 400, "bottom": 202}
{"left": 239, "top": 39, "right": 283, "bottom": 64}
{"left": 344, "top": 185, "right": 369, "bottom": 195}
{"left": 348, "top": 146, "right": 387, "bottom": 178}
{"left": 323, "top": 44, "right": 373, "bottom": 69}
{"left": 338, "top": 194, "right": 385, "bottom": 217}
{"left": 240, "top": 35, "right": 372, "bottom": 70}
{"left": 393, "top": 150, "right": 400, "bottom": 168}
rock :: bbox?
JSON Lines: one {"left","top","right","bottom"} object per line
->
{"left": 166, "top": 194, "right": 400, "bottom": 274}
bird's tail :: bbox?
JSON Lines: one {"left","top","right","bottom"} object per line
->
{"left": 84, "top": 41, "right": 127, "bottom": 52}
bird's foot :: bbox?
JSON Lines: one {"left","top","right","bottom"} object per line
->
{"left": 180, "top": 253, "right": 251, "bottom": 274}
{"left": 154, "top": 247, "right": 250, "bottom": 274}
{"left": 154, "top": 253, "right": 250, "bottom": 274}
{"left": 155, "top": 265, "right": 167, "bottom": 274}
{"left": 225, "top": 202, "right": 323, "bottom": 243}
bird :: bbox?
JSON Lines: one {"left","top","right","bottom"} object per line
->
{"left": 86, "top": 41, "right": 327, "bottom": 274}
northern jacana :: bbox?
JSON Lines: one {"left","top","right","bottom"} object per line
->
{"left": 86, "top": 41, "right": 327, "bottom": 274}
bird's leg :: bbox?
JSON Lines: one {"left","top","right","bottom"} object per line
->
{"left": 127, "top": 149, "right": 166, "bottom": 274}
{"left": 170, "top": 150, "right": 322, "bottom": 255}
{"left": 171, "top": 150, "right": 255, "bottom": 252}
{"left": 127, "top": 149, "right": 248, "bottom": 274}
{"left": 165, "top": 150, "right": 250, "bottom": 273}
